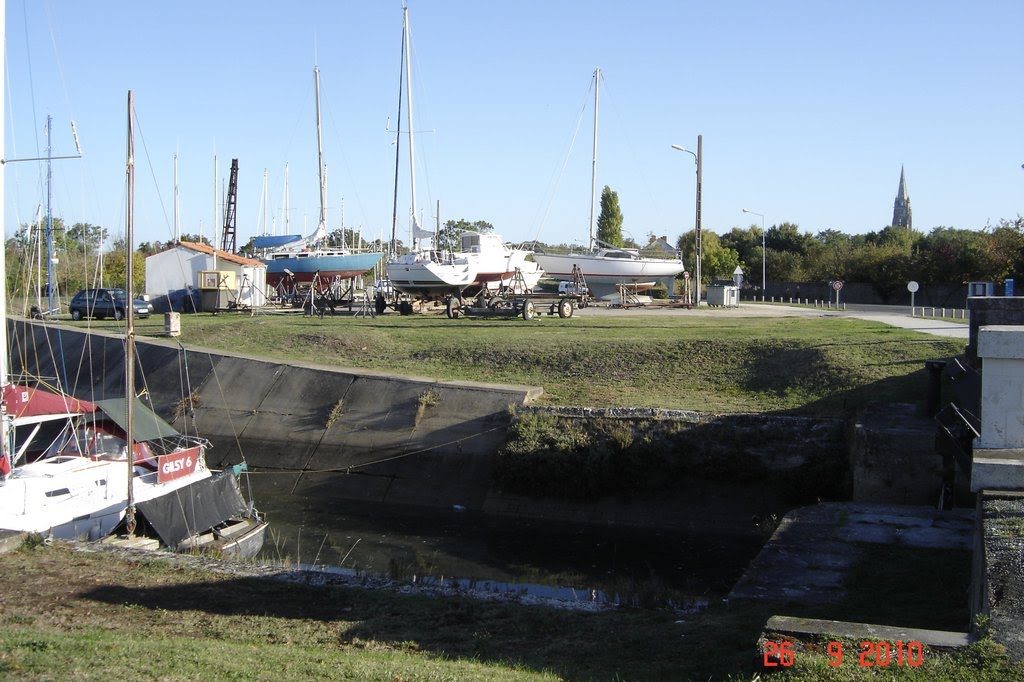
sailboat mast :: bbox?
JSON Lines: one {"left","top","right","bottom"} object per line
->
{"left": 403, "top": 6, "right": 420, "bottom": 251}
{"left": 173, "top": 154, "right": 179, "bottom": 242}
{"left": 45, "top": 116, "right": 58, "bottom": 315}
{"left": 257, "top": 168, "right": 267, "bottom": 235}
{"left": 283, "top": 162, "right": 290, "bottom": 235}
{"left": 212, "top": 155, "right": 217, "bottom": 248}
{"left": 589, "top": 68, "right": 600, "bottom": 252}
{"left": 125, "top": 90, "right": 137, "bottom": 534}
{"left": 315, "top": 66, "right": 327, "bottom": 240}
{"left": 389, "top": 7, "right": 407, "bottom": 256}
{"left": 0, "top": 0, "right": 10, "bottom": 475}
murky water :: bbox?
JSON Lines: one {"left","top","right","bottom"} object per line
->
{"left": 246, "top": 473, "right": 763, "bottom": 608}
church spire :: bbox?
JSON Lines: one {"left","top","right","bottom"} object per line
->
{"left": 892, "top": 166, "right": 912, "bottom": 229}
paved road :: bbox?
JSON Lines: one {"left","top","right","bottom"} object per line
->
{"left": 838, "top": 309, "right": 968, "bottom": 339}
{"left": 573, "top": 301, "right": 970, "bottom": 339}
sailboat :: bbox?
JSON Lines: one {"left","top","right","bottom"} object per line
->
{"left": 382, "top": 6, "right": 540, "bottom": 307}
{"left": 532, "top": 68, "right": 686, "bottom": 296}
{"left": 255, "top": 67, "right": 384, "bottom": 290}
{"left": 0, "top": 92, "right": 267, "bottom": 558}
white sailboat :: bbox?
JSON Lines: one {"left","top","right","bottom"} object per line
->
{"left": 383, "top": 6, "right": 477, "bottom": 304}
{"left": 457, "top": 231, "right": 543, "bottom": 292}
{"left": 532, "top": 68, "right": 686, "bottom": 295}
{"left": 382, "top": 6, "right": 540, "bottom": 307}
{"left": 0, "top": 91, "right": 266, "bottom": 557}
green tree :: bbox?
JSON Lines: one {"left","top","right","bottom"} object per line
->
{"left": 719, "top": 225, "right": 762, "bottom": 268}
{"left": 847, "top": 241, "right": 915, "bottom": 302}
{"left": 595, "top": 186, "right": 624, "bottom": 248}
{"left": 179, "top": 233, "right": 211, "bottom": 246}
{"left": 981, "top": 218, "right": 1024, "bottom": 282}
{"left": 676, "top": 230, "right": 740, "bottom": 283}
{"left": 805, "top": 229, "right": 854, "bottom": 281}
{"left": 102, "top": 239, "right": 146, "bottom": 294}
{"left": 435, "top": 219, "right": 494, "bottom": 252}
{"left": 766, "top": 222, "right": 813, "bottom": 256}
{"left": 137, "top": 240, "right": 167, "bottom": 256}
{"left": 917, "top": 227, "right": 986, "bottom": 285}
{"left": 326, "top": 227, "right": 377, "bottom": 251}
{"left": 65, "top": 222, "right": 108, "bottom": 253}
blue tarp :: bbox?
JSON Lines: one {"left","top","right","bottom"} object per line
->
{"left": 253, "top": 235, "right": 304, "bottom": 250}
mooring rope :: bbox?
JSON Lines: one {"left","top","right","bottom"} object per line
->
{"left": 240, "top": 424, "right": 507, "bottom": 475}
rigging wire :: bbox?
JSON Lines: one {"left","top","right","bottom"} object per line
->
{"left": 597, "top": 76, "right": 671, "bottom": 245}
{"left": 525, "top": 74, "right": 594, "bottom": 246}
{"left": 319, "top": 71, "right": 373, "bottom": 246}
{"left": 228, "top": 424, "right": 506, "bottom": 476}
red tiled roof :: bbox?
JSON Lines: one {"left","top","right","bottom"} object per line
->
{"left": 174, "top": 241, "right": 264, "bottom": 267}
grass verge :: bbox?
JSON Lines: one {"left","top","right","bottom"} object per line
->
{"left": 100, "top": 311, "right": 967, "bottom": 417}
{"left": 1, "top": 541, "right": 1019, "bottom": 681}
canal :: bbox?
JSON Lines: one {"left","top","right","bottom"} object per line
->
{"left": 247, "top": 472, "right": 765, "bottom": 608}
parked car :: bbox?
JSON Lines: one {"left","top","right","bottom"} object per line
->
{"left": 69, "top": 288, "right": 153, "bottom": 321}
{"left": 558, "top": 280, "right": 589, "bottom": 296}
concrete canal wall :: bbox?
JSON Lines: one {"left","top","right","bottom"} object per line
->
{"left": 9, "top": 320, "right": 538, "bottom": 510}
{"left": 6, "top": 320, "right": 936, "bottom": 531}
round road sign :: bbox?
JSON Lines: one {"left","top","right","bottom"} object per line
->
{"left": 832, "top": 280, "right": 843, "bottom": 291}
{"left": 907, "top": 281, "right": 920, "bottom": 293}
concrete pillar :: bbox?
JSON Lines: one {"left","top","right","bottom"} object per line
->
{"left": 971, "top": 325, "right": 1024, "bottom": 491}
{"left": 976, "top": 326, "right": 1024, "bottom": 449}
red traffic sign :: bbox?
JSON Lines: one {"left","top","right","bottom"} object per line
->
{"left": 683, "top": 271, "right": 690, "bottom": 279}
{"left": 832, "top": 280, "right": 844, "bottom": 291}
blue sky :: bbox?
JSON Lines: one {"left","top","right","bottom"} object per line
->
{"left": 4, "top": 1, "right": 1022, "bottom": 252}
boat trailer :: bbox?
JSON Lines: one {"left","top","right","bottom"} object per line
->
{"left": 445, "top": 267, "right": 592, "bottom": 321}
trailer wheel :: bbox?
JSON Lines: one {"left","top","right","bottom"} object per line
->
{"left": 445, "top": 296, "right": 462, "bottom": 319}
{"left": 522, "top": 300, "right": 535, "bottom": 321}
{"left": 399, "top": 300, "right": 413, "bottom": 315}
{"left": 374, "top": 294, "right": 387, "bottom": 315}
{"left": 557, "top": 297, "right": 574, "bottom": 318}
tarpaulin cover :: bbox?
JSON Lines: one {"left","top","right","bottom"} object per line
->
{"left": 4, "top": 384, "right": 96, "bottom": 420}
{"left": 253, "top": 235, "right": 304, "bottom": 250}
{"left": 92, "top": 398, "right": 181, "bottom": 442}
{"left": 136, "top": 470, "right": 248, "bottom": 548}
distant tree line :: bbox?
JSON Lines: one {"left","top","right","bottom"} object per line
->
{"left": 675, "top": 218, "right": 1024, "bottom": 302}
{"left": 6, "top": 199, "right": 1023, "bottom": 305}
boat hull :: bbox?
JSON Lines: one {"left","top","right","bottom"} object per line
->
{"left": 265, "top": 251, "right": 384, "bottom": 287}
{"left": 386, "top": 255, "right": 477, "bottom": 299}
{"left": 386, "top": 233, "right": 543, "bottom": 301}
{"left": 177, "top": 516, "right": 268, "bottom": 559}
{"left": 0, "top": 454, "right": 212, "bottom": 541}
{"left": 533, "top": 252, "right": 685, "bottom": 283}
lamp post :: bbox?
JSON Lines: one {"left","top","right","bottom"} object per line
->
{"left": 672, "top": 135, "right": 701, "bottom": 305}
{"left": 742, "top": 208, "right": 765, "bottom": 297}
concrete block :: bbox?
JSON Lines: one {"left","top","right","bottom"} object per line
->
{"left": 764, "top": 615, "right": 971, "bottom": 650}
{"left": 978, "top": 325, "right": 1024, "bottom": 361}
{"left": 971, "top": 448, "right": 1024, "bottom": 492}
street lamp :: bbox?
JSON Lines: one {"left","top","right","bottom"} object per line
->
{"left": 672, "top": 135, "right": 702, "bottom": 305}
{"left": 741, "top": 208, "right": 765, "bottom": 297}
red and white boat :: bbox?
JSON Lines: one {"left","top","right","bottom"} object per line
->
{"left": 0, "top": 92, "right": 266, "bottom": 558}
{"left": 0, "top": 383, "right": 213, "bottom": 540}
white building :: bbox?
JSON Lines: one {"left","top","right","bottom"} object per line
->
{"left": 145, "top": 241, "right": 267, "bottom": 312}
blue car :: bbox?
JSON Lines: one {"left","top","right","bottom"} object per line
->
{"left": 69, "top": 288, "right": 153, "bottom": 321}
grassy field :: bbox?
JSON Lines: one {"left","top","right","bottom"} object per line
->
{"left": 1, "top": 541, "right": 1019, "bottom": 682}
{"left": 103, "top": 307, "right": 967, "bottom": 417}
